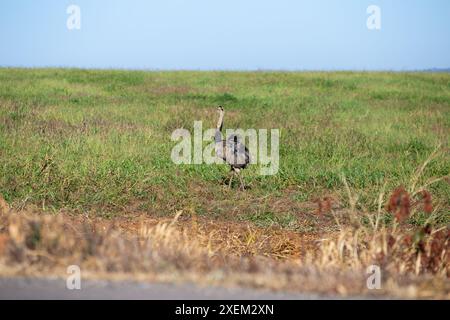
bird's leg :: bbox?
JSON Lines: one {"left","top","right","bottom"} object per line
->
{"left": 228, "top": 170, "right": 234, "bottom": 188}
{"left": 238, "top": 171, "right": 245, "bottom": 190}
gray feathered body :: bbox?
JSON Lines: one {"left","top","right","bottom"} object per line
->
{"left": 213, "top": 106, "right": 250, "bottom": 190}
{"left": 215, "top": 132, "right": 250, "bottom": 170}
{"left": 214, "top": 107, "right": 250, "bottom": 171}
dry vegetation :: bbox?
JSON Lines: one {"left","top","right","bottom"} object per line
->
{"left": 0, "top": 176, "right": 448, "bottom": 298}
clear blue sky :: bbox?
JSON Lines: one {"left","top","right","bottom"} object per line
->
{"left": 1, "top": 0, "right": 449, "bottom": 70}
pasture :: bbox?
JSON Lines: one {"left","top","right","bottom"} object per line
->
{"left": 0, "top": 69, "right": 449, "bottom": 297}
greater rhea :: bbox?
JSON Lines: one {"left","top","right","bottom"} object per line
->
{"left": 214, "top": 106, "right": 250, "bottom": 190}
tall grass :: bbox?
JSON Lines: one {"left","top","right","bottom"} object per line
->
{"left": 0, "top": 196, "right": 447, "bottom": 298}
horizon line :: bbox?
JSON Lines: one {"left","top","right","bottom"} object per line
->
{"left": 1, "top": 66, "right": 450, "bottom": 73}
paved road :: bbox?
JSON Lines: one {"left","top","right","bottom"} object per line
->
{"left": 0, "top": 277, "right": 341, "bottom": 300}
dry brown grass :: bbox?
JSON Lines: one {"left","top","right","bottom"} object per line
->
{"left": 0, "top": 196, "right": 448, "bottom": 298}
{"left": 314, "top": 171, "right": 449, "bottom": 277}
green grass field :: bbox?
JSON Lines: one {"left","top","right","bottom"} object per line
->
{"left": 0, "top": 68, "right": 449, "bottom": 227}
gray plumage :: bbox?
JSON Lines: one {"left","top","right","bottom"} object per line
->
{"left": 214, "top": 106, "right": 250, "bottom": 189}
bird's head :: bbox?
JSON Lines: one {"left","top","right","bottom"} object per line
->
{"left": 217, "top": 106, "right": 224, "bottom": 112}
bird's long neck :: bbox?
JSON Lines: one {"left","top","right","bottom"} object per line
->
{"left": 215, "top": 110, "right": 224, "bottom": 143}
{"left": 216, "top": 110, "right": 224, "bottom": 131}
